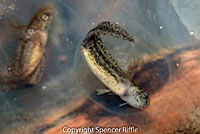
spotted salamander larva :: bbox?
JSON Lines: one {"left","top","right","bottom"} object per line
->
{"left": 80, "top": 21, "right": 150, "bottom": 109}
{"left": 0, "top": 5, "right": 55, "bottom": 88}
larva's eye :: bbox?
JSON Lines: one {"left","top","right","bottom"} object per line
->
{"left": 41, "top": 14, "right": 49, "bottom": 21}
{"left": 142, "top": 92, "right": 148, "bottom": 98}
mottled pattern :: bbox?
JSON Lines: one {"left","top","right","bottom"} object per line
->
{"left": 81, "top": 21, "right": 150, "bottom": 109}
{"left": 82, "top": 34, "right": 126, "bottom": 81}
{"left": 87, "top": 21, "right": 135, "bottom": 43}
{"left": 82, "top": 21, "right": 135, "bottom": 82}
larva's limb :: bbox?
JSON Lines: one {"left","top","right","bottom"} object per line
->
{"left": 10, "top": 19, "right": 27, "bottom": 33}
{"left": 119, "top": 102, "right": 127, "bottom": 107}
{"left": 96, "top": 88, "right": 111, "bottom": 95}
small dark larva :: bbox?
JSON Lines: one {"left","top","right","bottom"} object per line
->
{"left": 0, "top": 5, "right": 55, "bottom": 89}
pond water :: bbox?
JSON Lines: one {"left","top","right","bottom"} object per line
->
{"left": 0, "top": 0, "right": 199, "bottom": 133}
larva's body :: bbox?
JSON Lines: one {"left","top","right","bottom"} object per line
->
{"left": 0, "top": 5, "right": 55, "bottom": 88}
{"left": 81, "top": 21, "right": 150, "bottom": 109}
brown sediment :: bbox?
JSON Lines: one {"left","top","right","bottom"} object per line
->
{"left": 6, "top": 44, "right": 200, "bottom": 134}
{"left": 141, "top": 45, "right": 200, "bottom": 133}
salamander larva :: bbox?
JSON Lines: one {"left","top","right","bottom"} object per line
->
{"left": 0, "top": 5, "right": 55, "bottom": 88}
{"left": 80, "top": 21, "right": 150, "bottom": 109}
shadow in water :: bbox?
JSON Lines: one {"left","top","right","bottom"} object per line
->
{"left": 133, "top": 49, "right": 181, "bottom": 95}
{"left": 83, "top": 47, "right": 182, "bottom": 115}
{"left": 64, "top": 46, "right": 186, "bottom": 119}
{"left": 30, "top": 45, "right": 200, "bottom": 133}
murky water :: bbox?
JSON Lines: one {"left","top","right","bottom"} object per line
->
{"left": 0, "top": 0, "right": 200, "bottom": 134}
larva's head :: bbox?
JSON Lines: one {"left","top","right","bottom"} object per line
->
{"left": 29, "top": 5, "right": 55, "bottom": 30}
{"left": 121, "top": 85, "right": 150, "bottom": 109}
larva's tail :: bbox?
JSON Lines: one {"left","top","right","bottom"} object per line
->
{"left": 87, "top": 21, "right": 135, "bottom": 43}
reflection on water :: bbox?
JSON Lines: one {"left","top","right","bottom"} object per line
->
{"left": 0, "top": 0, "right": 200, "bottom": 134}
